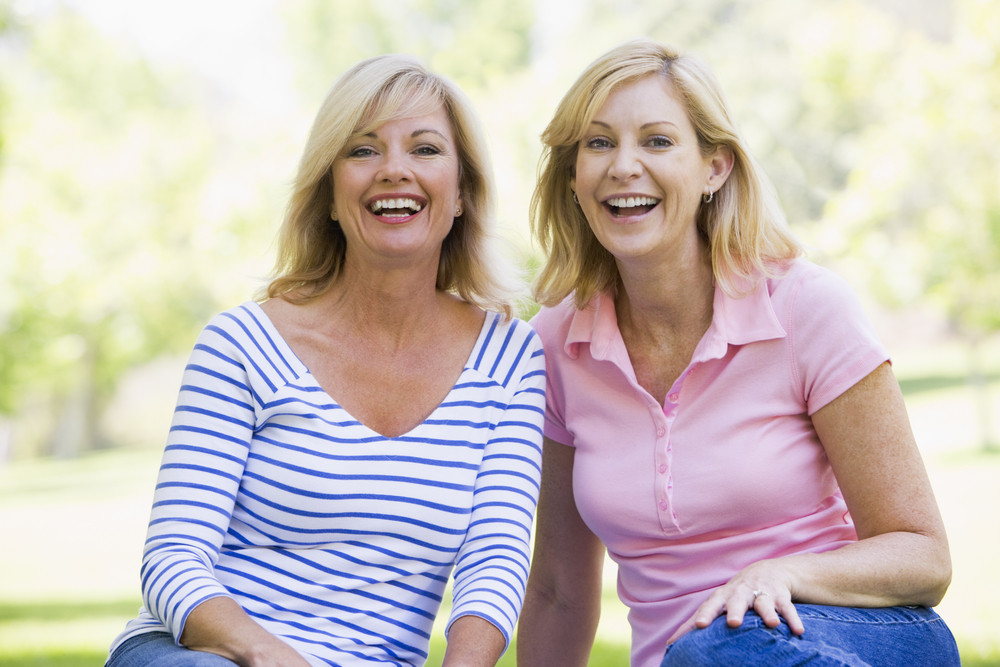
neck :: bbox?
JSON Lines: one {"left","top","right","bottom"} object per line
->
{"left": 316, "top": 258, "right": 449, "bottom": 347}
{"left": 615, "top": 241, "right": 715, "bottom": 331}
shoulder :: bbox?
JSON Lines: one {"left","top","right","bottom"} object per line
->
{"left": 203, "top": 301, "right": 267, "bottom": 335}
{"left": 768, "top": 261, "right": 888, "bottom": 411}
{"left": 194, "top": 302, "right": 300, "bottom": 378}
{"left": 195, "top": 302, "right": 274, "bottom": 355}
{"left": 766, "top": 259, "right": 863, "bottom": 318}
{"left": 529, "top": 294, "right": 583, "bottom": 348}
{"left": 468, "top": 312, "right": 546, "bottom": 388}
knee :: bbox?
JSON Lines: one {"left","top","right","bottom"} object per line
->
{"left": 660, "top": 617, "right": 780, "bottom": 666}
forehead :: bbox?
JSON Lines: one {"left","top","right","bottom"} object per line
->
{"left": 358, "top": 105, "right": 456, "bottom": 145}
{"left": 358, "top": 89, "right": 452, "bottom": 132}
{"left": 591, "top": 75, "right": 691, "bottom": 129}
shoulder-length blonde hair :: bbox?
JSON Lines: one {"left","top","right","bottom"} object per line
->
{"left": 532, "top": 39, "right": 803, "bottom": 308}
{"left": 265, "top": 54, "right": 518, "bottom": 318}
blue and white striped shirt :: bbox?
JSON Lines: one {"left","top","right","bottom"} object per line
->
{"left": 109, "top": 302, "right": 546, "bottom": 666}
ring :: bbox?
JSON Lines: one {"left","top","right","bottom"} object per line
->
{"left": 752, "top": 589, "right": 769, "bottom": 600}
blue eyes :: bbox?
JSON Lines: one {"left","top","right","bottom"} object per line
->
{"left": 348, "top": 147, "right": 376, "bottom": 158}
{"left": 346, "top": 145, "right": 443, "bottom": 158}
{"left": 583, "top": 136, "right": 674, "bottom": 150}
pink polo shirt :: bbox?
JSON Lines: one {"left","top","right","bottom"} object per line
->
{"left": 531, "top": 259, "right": 889, "bottom": 667}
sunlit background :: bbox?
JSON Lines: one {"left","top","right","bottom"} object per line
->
{"left": 1, "top": 0, "right": 998, "bottom": 664}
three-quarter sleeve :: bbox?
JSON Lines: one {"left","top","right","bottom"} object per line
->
{"left": 140, "top": 316, "right": 257, "bottom": 641}
{"left": 447, "top": 323, "right": 546, "bottom": 648}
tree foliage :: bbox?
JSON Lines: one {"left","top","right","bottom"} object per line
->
{"left": 0, "top": 5, "right": 282, "bottom": 455}
{"left": 820, "top": 0, "right": 1000, "bottom": 337}
{"left": 0, "top": 0, "right": 997, "bottom": 458}
{"left": 280, "top": 0, "right": 534, "bottom": 99}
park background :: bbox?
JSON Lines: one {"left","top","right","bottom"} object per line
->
{"left": 1, "top": 0, "right": 998, "bottom": 664}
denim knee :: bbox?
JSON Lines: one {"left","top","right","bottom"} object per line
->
{"left": 661, "top": 605, "right": 960, "bottom": 667}
{"left": 660, "top": 614, "right": 861, "bottom": 667}
{"left": 106, "top": 632, "right": 239, "bottom": 667}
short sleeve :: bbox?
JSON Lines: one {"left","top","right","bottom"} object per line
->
{"left": 529, "top": 304, "right": 575, "bottom": 447}
{"left": 784, "top": 263, "right": 890, "bottom": 415}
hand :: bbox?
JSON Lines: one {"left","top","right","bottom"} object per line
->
{"left": 180, "top": 598, "right": 313, "bottom": 667}
{"left": 185, "top": 633, "right": 312, "bottom": 667}
{"left": 667, "top": 561, "right": 804, "bottom": 644}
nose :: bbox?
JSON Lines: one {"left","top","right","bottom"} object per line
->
{"left": 608, "top": 145, "right": 642, "bottom": 181}
{"left": 376, "top": 148, "right": 412, "bottom": 183}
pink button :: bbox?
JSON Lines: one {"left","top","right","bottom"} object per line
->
{"left": 656, "top": 427, "right": 665, "bottom": 437}
{"left": 668, "top": 393, "right": 679, "bottom": 403}
{"left": 658, "top": 464, "right": 667, "bottom": 474}
{"left": 658, "top": 500, "right": 668, "bottom": 511}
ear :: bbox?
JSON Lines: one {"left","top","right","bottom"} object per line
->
{"left": 707, "top": 145, "right": 734, "bottom": 191}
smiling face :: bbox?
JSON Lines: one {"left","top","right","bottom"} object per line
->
{"left": 331, "top": 104, "right": 463, "bottom": 272}
{"left": 572, "top": 74, "right": 730, "bottom": 267}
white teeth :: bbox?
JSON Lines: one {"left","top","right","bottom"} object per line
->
{"left": 607, "top": 196, "right": 658, "bottom": 208}
{"left": 371, "top": 198, "right": 423, "bottom": 213}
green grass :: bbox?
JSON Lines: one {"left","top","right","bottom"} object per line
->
{"left": 1, "top": 340, "right": 999, "bottom": 666}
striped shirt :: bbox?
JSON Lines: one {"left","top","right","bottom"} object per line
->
{"left": 108, "top": 302, "right": 546, "bottom": 666}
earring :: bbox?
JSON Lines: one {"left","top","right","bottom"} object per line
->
{"left": 572, "top": 191, "right": 579, "bottom": 204}
{"left": 702, "top": 190, "right": 714, "bottom": 204}
{"left": 330, "top": 203, "right": 338, "bottom": 221}
{"left": 455, "top": 205, "right": 463, "bottom": 217}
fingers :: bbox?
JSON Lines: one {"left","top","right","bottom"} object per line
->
{"left": 747, "top": 589, "right": 780, "bottom": 628}
{"left": 752, "top": 588, "right": 805, "bottom": 636}
{"left": 692, "top": 591, "right": 728, "bottom": 630}
{"left": 666, "top": 617, "right": 698, "bottom": 645}
{"left": 774, "top": 594, "right": 805, "bottom": 635}
{"left": 688, "top": 585, "right": 806, "bottom": 637}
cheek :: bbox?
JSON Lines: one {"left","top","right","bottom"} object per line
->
{"left": 572, "top": 161, "right": 601, "bottom": 195}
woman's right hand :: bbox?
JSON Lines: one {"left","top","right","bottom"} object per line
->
{"left": 667, "top": 558, "right": 804, "bottom": 644}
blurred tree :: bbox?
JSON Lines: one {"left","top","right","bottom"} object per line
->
{"left": 0, "top": 6, "right": 280, "bottom": 457}
{"left": 3, "top": 0, "right": 995, "bottom": 460}
{"left": 0, "top": 11, "right": 7, "bottom": 162}
{"left": 279, "top": 0, "right": 534, "bottom": 100}
{"left": 822, "top": 0, "right": 1000, "bottom": 450}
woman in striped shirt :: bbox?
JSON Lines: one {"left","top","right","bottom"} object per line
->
{"left": 106, "top": 55, "right": 546, "bottom": 667}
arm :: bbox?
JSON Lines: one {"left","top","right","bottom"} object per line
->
{"left": 180, "top": 598, "right": 310, "bottom": 667}
{"left": 790, "top": 360, "right": 951, "bottom": 604}
{"left": 142, "top": 313, "right": 309, "bottom": 664}
{"left": 442, "top": 615, "right": 507, "bottom": 667}
{"left": 517, "top": 438, "right": 606, "bottom": 666}
{"left": 447, "top": 327, "right": 547, "bottom": 658}
{"left": 682, "top": 362, "right": 951, "bottom": 637}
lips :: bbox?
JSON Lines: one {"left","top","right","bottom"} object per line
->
{"left": 604, "top": 195, "right": 660, "bottom": 217}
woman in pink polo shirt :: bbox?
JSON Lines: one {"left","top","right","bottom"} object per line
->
{"left": 516, "top": 39, "right": 959, "bottom": 667}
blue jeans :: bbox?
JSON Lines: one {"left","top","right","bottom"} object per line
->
{"left": 106, "top": 632, "right": 238, "bottom": 667}
{"left": 660, "top": 605, "right": 959, "bottom": 666}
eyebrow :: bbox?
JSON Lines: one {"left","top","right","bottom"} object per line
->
{"left": 589, "top": 119, "right": 679, "bottom": 131}
{"left": 363, "top": 128, "right": 450, "bottom": 140}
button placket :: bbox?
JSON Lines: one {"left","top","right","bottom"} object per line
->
{"left": 652, "top": 399, "right": 673, "bottom": 525}
{"left": 654, "top": 367, "right": 692, "bottom": 529}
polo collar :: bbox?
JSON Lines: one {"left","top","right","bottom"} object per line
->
{"left": 563, "top": 277, "right": 787, "bottom": 363}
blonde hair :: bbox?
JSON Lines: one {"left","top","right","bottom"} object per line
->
{"left": 266, "top": 54, "right": 518, "bottom": 318}
{"left": 532, "top": 39, "right": 803, "bottom": 308}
